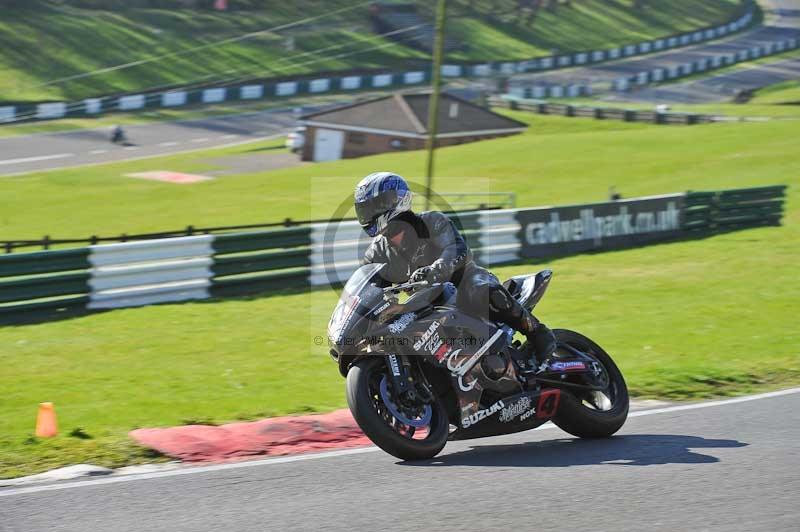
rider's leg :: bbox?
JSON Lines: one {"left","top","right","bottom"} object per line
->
{"left": 487, "top": 285, "right": 556, "bottom": 366}
{"left": 456, "top": 265, "right": 556, "bottom": 365}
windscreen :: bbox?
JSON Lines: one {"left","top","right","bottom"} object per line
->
{"left": 327, "top": 263, "right": 386, "bottom": 347}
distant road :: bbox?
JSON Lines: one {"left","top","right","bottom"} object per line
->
{"left": 0, "top": 85, "right": 486, "bottom": 177}
{"left": 510, "top": 0, "right": 800, "bottom": 99}
{"left": 2, "top": 389, "right": 799, "bottom": 532}
{"left": 611, "top": 56, "right": 800, "bottom": 103}
{"left": 0, "top": 108, "right": 303, "bottom": 177}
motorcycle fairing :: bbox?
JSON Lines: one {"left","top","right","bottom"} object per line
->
{"left": 448, "top": 388, "right": 561, "bottom": 441}
{"left": 503, "top": 269, "right": 553, "bottom": 310}
{"left": 380, "top": 308, "right": 524, "bottom": 429}
{"left": 332, "top": 264, "right": 551, "bottom": 434}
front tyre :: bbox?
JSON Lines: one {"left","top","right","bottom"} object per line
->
{"left": 346, "top": 357, "right": 449, "bottom": 460}
{"left": 551, "top": 329, "right": 629, "bottom": 438}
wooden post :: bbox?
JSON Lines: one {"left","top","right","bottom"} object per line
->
{"left": 424, "top": 0, "right": 447, "bottom": 210}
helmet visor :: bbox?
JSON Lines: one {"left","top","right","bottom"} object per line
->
{"left": 355, "top": 190, "right": 398, "bottom": 234}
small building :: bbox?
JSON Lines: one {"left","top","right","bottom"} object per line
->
{"left": 299, "top": 92, "right": 527, "bottom": 162}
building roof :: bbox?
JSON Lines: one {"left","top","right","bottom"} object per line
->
{"left": 300, "top": 92, "right": 527, "bottom": 138}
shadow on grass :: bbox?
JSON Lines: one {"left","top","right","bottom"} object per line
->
{"left": 400, "top": 434, "right": 748, "bottom": 468}
{"left": 0, "top": 283, "right": 315, "bottom": 328}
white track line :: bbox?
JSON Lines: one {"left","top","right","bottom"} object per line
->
{"left": 1, "top": 387, "right": 798, "bottom": 498}
{"left": 0, "top": 134, "right": 283, "bottom": 178}
{"left": 0, "top": 153, "right": 73, "bottom": 166}
{"left": 191, "top": 138, "right": 209, "bottom": 143}
{"left": 158, "top": 141, "right": 179, "bottom": 147}
{"left": 89, "top": 149, "right": 107, "bottom": 155}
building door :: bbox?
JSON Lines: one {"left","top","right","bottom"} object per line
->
{"left": 313, "top": 128, "right": 345, "bottom": 162}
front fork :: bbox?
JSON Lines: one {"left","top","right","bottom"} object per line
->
{"left": 384, "top": 353, "right": 434, "bottom": 403}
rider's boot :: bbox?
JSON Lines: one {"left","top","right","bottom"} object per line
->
{"left": 489, "top": 286, "right": 557, "bottom": 370}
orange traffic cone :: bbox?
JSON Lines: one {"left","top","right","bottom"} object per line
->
{"left": 35, "top": 402, "right": 58, "bottom": 438}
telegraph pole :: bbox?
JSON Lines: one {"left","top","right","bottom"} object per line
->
{"left": 424, "top": 0, "right": 446, "bottom": 210}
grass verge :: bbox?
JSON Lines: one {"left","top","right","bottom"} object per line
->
{"left": 0, "top": 0, "right": 742, "bottom": 101}
{"left": 750, "top": 80, "right": 800, "bottom": 104}
{"left": 1, "top": 110, "right": 797, "bottom": 478}
{"left": 1, "top": 217, "right": 797, "bottom": 478}
{"left": 5, "top": 108, "right": 800, "bottom": 239}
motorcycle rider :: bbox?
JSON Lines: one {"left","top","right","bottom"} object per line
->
{"left": 111, "top": 124, "right": 125, "bottom": 144}
{"left": 354, "top": 171, "right": 557, "bottom": 367}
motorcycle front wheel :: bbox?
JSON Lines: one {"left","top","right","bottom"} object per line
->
{"left": 551, "top": 329, "right": 629, "bottom": 438}
{"left": 346, "top": 357, "right": 449, "bottom": 460}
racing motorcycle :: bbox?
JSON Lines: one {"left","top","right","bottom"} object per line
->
{"left": 327, "top": 264, "right": 629, "bottom": 460}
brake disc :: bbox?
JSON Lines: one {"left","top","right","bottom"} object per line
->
{"left": 379, "top": 376, "right": 432, "bottom": 428}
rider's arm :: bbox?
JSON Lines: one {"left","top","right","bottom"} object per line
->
{"left": 362, "top": 239, "right": 388, "bottom": 265}
{"left": 424, "top": 212, "right": 470, "bottom": 282}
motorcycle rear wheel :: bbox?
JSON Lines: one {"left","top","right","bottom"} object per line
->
{"left": 551, "top": 329, "right": 629, "bottom": 438}
{"left": 346, "top": 357, "right": 449, "bottom": 460}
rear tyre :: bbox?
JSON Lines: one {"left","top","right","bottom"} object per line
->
{"left": 346, "top": 357, "right": 448, "bottom": 460}
{"left": 551, "top": 329, "right": 629, "bottom": 438}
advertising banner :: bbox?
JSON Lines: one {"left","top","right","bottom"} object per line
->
{"left": 516, "top": 194, "right": 685, "bottom": 259}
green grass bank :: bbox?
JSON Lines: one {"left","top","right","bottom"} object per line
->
{"left": 0, "top": 0, "right": 742, "bottom": 101}
{"left": 1, "top": 109, "right": 798, "bottom": 478}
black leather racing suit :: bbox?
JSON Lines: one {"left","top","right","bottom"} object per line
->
{"left": 362, "top": 211, "right": 541, "bottom": 339}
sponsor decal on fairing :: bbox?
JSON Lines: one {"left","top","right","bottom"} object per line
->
{"left": 550, "top": 361, "right": 586, "bottom": 372}
{"left": 413, "top": 321, "right": 441, "bottom": 351}
{"left": 372, "top": 301, "right": 391, "bottom": 316}
{"left": 499, "top": 396, "right": 535, "bottom": 423}
{"left": 461, "top": 400, "right": 505, "bottom": 428}
{"left": 388, "top": 354, "right": 401, "bottom": 377}
{"left": 441, "top": 329, "right": 506, "bottom": 392}
{"left": 536, "top": 389, "right": 561, "bottom": 419}
{"left": 328, "top": 295, "right": 360, "bottom": 344}
{"left": 388, "top": 312, "right": 416, "bottom": 334}
{"left": 434, "top": 343, "right": 451, "bottom": 361}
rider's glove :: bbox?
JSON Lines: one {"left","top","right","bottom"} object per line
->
{"left": 427, "top": 259, "right": 451, "bottom": 284}
{"left": 411, "top": 259, "right": 453, "bottom": 284}
{"left": 410, "top": 266, "right": 431, "bottom": 283}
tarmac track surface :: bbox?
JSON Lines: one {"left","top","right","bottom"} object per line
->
{"left": 0, "top": 86, "right": 486, "bottom": 177}
{"left": 511, "top": 0, "right": 800, "bottom": 97}
{"left": 0, "top": 104, "right": 332, "bottom": 177}
{"left": 1, "top": 389, "right": 798, "bottom": 532}
{"left": 609, "top": 56, "right": 800, "bottom": 103}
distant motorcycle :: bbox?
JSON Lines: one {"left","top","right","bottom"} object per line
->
{"left": 328, "top": 264, "right": 629, "bottom": 460}
{"left": 111, "top": 126, "right": 126, "bottom": 144}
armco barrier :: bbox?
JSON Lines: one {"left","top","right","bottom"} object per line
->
{"left": 613, "top": 35, "right": 800, "bottom": 93}
{"left": 493, "top": 96, "right": 711, "bottom": 126}
{"left": 87, "top": 236, "right": 214, "bottom": 309}
{"left": 0, "top": 248, "right": 91, "bottom": 314}
{"left": 0, "top": 186, "right": 785, "bottom": 321}
{"left": 683, "top": 185, "right": 786, "bottom": 232}
{"left": 0, "top": 1, "right": 757, "bottom": 124}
